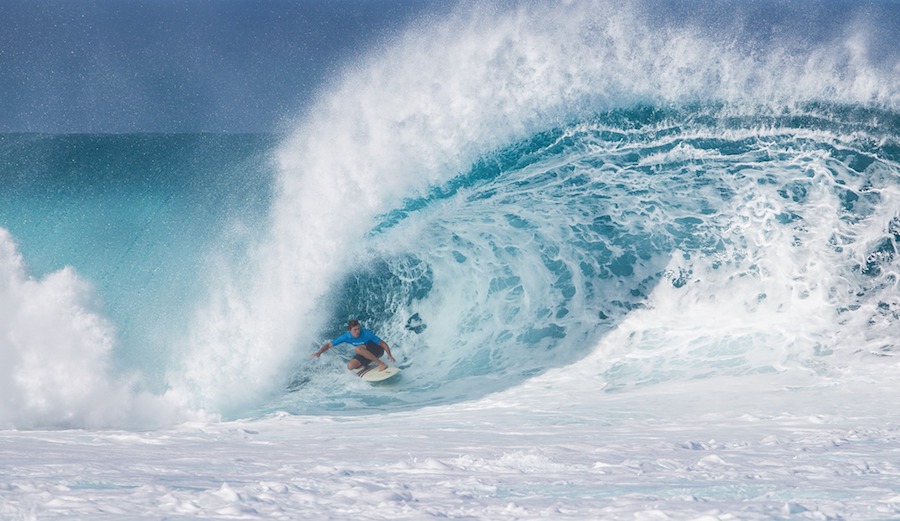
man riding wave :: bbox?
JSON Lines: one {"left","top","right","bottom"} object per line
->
{"left": 311, "top": 319, "right": 395, "bottom": 371}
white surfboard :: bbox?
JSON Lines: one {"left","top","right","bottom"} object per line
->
{"left": 354, "top": 365, "right": 401, "bottom": 382}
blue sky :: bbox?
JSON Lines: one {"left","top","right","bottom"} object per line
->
{"left": 0, "top": 0, "right": 445, "bottom": 133}
{"left": 2, "top": 0, "right": 897, "bottom": 134}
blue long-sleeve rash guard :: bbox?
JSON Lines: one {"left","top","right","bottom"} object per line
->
{"left": 331, "top": 328, "right": 382, "bottom": 347}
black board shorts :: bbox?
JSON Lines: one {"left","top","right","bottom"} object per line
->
{"left": 352, "top": 342, "right": 384, "bottom": 367}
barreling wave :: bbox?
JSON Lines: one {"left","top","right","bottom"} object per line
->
{"left": 1, "top": 1, "right": 898, "bottom": 426}
{"left": 259, "top": 103, "right": 899, "bottom": 414}
{"left": 172, "top": 1, "right": 898, "bottom": 416}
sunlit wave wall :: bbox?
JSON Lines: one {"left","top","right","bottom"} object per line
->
{"left": 171, "top": 1, "right": 899, "bottom": 416}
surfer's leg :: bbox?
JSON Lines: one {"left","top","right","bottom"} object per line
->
{"left": 354, "top": 344, "right": 388, "bottom": 370}
{"left": 365, "top": 342, "right": 385, "bottom": 358}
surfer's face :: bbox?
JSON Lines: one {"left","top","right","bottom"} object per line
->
{"left": 349, "top": 325, "right": 361, "bottom": 337}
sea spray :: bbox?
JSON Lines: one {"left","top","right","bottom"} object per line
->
{"left": 0, "top": 229, "right": 180, "bottom": 428}
{"left": 0, "top": 2, "right": 895, "bottom": 424}
{"left": 171, "top": 0, "right": 900, "bottom": 416}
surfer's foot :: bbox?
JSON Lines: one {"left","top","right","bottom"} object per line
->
{"left": 377, "top": 362, "right": 388, "bottom": 371}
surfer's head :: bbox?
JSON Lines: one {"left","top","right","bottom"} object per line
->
{"left": 348, "top": 319, "right": 361, "bottom": 337}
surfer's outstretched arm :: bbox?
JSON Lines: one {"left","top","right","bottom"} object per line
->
{"left": 311, "top": 342, "right": 334, "bottom": 358}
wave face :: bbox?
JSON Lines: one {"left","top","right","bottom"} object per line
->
{"left": 2, "top": 1, "right": 899, "bottom": 426}
{"left": 267, "top": 104, "right": 900, "bottom": 415}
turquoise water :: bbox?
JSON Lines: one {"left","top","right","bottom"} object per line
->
{"left": 1, "top": 1, "right": 898, "bottom": 426}
{"left": 0, "top": 134, "right": 275, "bottom": 385}
{"left": 4, "top": 102, "right": 898, "bottom": 419}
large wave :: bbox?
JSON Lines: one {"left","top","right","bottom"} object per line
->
{"left": 1, "top": 1, "right": 898, "bottom": 426}
{"left": 167, "top": 1, "right": 898, "bottom": 416}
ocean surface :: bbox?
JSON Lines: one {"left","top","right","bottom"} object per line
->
{"left": 2, "top": 1, "right": 899, "bottom": 519}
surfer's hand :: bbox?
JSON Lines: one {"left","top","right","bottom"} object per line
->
{"left": 387, "top": 354, "right": 395, "bottom": 363}
{"left": 310, "top": 352, "right": 320, "bottom": 359}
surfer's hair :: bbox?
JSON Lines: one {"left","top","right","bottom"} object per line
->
{"left": 347, "top": 319, "right": 361, "bottom": 329}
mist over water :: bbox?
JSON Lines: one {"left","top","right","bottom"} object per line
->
{"left": 1, "top": 1, "right": 898, "bottom": 428}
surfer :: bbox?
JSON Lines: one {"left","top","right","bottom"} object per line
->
{"left": 311, "top": 319, "right": 396, "bottom": 371}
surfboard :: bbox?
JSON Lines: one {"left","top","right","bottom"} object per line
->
{"left": 354, "top": 365, "right": 401, "bottom": 382}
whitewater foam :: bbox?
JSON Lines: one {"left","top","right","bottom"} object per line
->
{"left": 0, "top": 229, "right": 183, "bottom": 429}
